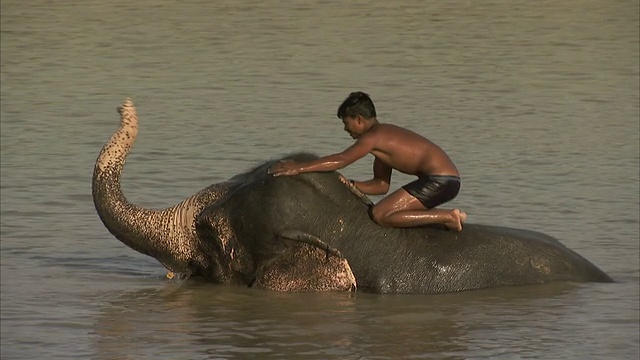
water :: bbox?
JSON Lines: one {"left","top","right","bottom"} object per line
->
{"left": 1, "top": 0, "right": 638, "bottom": 358}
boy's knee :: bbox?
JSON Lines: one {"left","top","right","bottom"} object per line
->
{"left": 369, "top": 206, "right": 390, "bottom": 226}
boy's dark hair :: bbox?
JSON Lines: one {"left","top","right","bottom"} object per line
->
{"left": 336, "top": 91, "right": 377, "bottom": 119}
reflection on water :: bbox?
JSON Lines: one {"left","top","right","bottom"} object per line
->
{"left": 1, "top": 0, "right": 638, "bottom": 359}
{"left": 92, "top": 282, "right": 582, "bottom": 359}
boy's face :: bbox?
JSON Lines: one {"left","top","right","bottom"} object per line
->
{"left": 341, "top": 115, "right": 365, "bottom": 139}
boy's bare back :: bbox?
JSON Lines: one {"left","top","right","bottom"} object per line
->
{"left": 360, "top": 123, "right": 459, "bottom": 177}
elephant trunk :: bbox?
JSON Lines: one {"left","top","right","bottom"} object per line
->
{"left": 92, "top": 99, "right": 171, "bottom": 261}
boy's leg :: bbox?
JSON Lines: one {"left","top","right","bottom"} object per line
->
{"left": 370, "top": 188, "right": 466, "bottom": 230}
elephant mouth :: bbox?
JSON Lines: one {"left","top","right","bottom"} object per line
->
{"left": 165, "top": 270, "right": 191, "bottom": 281}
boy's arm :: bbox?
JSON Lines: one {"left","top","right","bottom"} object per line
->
{"left": 269, "top": 137, "right": 373, "bottom": 176}
{"left": 351, "top": 156, "right": 392, "bottom": 195}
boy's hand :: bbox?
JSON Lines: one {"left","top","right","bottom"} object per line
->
{"left": 268, "top": 160, "right": 300, "bottom": 177}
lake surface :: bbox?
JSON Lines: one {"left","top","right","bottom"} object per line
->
{"left": 1, "top": 0, "right": 638, "bottom": 359}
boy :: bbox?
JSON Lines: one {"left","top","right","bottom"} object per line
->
{"left": 268, "top": 91, "right": 466, "bottom": 231}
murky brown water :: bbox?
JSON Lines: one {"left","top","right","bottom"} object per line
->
{"left": 1, "top": 0, "right": 638, "bottom": 359}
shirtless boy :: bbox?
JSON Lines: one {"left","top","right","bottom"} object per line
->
{"left": 268, "top": 91, "right": 467, "bottom": 231}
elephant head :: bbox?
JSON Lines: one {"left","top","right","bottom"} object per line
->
{"left": 92, "top": 99, "right": 357, "bottom": 291}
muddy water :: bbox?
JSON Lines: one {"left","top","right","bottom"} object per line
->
{"left": 1, "top": 0, "right": 638, "bottom": 359}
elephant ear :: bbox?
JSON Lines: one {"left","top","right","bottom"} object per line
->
{"left": 252, "top": 230, "right": 357, "bottom": 292}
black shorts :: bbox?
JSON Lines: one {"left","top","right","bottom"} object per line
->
{"left": 402, "top": 175, "right": 461, "bottom": 209}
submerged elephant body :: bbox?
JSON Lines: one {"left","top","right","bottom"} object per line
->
{"left": 93, "top": 99, "right": 612, "bottom": 294}
{"left": 195, "top": 160, "right": 612, "bottom": 293}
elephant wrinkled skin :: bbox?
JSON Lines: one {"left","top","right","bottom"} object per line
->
{"left": 92, "top": 99, "right": 613, "bottom": 294}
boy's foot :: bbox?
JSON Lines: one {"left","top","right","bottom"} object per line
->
{"left": 445, "top": 209, "right": 465, "bottom": 232}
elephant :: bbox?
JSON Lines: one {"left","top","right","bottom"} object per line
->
{"left": 92, "top": 98, "right": 613, "bottom": 294}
